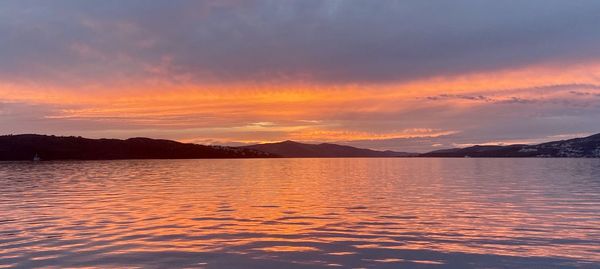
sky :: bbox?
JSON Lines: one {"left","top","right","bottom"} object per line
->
{"left": 1, "top": 0, "right": 600, "bottom": 152}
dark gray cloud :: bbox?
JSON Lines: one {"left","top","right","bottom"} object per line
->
{"left": 424, "top": 83, "right": 600, "bottom": 108}
{"left": 570, "top": 91, "right": 600, "bottom": 97}
{"left": 2, "top": 0, "right": 600, "bottom": 85}
{"left": 427, "top": 94, "right": 492, "bottom": 102}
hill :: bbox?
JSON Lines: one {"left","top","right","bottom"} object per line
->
{"left": 241, "top": 140, "right": 416, "bottom": 158}
{"left": 0, "top": 134, "right": 275, "bottom": 161}
{"left": 4, "top": 133, "right": 599, "bottom": 160}
{"left": 420, "top": 133, "right": 600, "bottom": 158}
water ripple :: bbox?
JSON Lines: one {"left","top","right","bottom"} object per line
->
{"left": 1, "top": 158, "right": 599, "bottom": 268}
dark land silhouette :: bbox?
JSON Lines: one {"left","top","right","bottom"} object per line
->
{"left": 1, "top": 133, "right": 600, "bottom": 161}
{"left": 0, "top": 134, "right": 275, "bottom": 161}
{"left": 421, "top": 133, "right": 600, "bottom": 158}
{"left": 242, "top": 140, "right": 416, "bottom": 157}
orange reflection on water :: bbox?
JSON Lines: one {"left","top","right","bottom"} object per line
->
{"left": 1, "top": 158, "right": 599, "bottom": 268}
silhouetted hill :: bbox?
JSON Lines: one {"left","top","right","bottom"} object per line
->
{"left": 420, "top": 133, "right": 600, "bottom": 158}
{"left": 5, "top": 133, "right": 599, "bottom": 161}
{"left": 241, "top": 140, "right": 416, "bottom": 157}
{"left": 0, "top": 134, "right": 275, "bottom": 161}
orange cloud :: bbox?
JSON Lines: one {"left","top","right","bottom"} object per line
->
{"left": 2, "top": 61, "right": 600, "bottom": 146}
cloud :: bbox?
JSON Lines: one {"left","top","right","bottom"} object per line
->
{"left": 426, "top": 94, "right": 492, "bottom": 102}
{"left": 2, "top": 1, "right": 600, "bottom": 86}
{"left": 570, "top": 91, "right": 600, "bottom": 97}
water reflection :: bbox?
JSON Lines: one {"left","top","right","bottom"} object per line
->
{"left": 1, "top": 158, "right": 599, "bottom": 268}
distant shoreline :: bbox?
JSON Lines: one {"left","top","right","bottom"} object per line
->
{"left": 1, "top": 133, "right": 599, "bottom": 161}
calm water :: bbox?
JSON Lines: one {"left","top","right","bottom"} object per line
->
{"left": 1, "top": 158, "right": 599, "bottom": 269}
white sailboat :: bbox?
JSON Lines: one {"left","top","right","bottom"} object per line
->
{"left": 33, "top": 153, "right": 41, "bottom": 161}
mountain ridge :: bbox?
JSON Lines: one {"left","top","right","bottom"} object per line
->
{"left": 420, "top": 133, "right": 600, "bottom": 158}
{"left": 241, "top": 140, "right": 417, "bottom": 158}
{"left": 0, "top": 134, "right": 275, "bottom": 160}
{"left": 2, "top": 133, "right": 600, "bottom": 161}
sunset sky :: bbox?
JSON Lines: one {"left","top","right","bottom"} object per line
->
{"left": 2, "top": 0, "right": 600, "bottom": 152}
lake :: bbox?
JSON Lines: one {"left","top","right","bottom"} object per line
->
{"left": 1, "top": 158, "right": 599, "bottom": 268}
